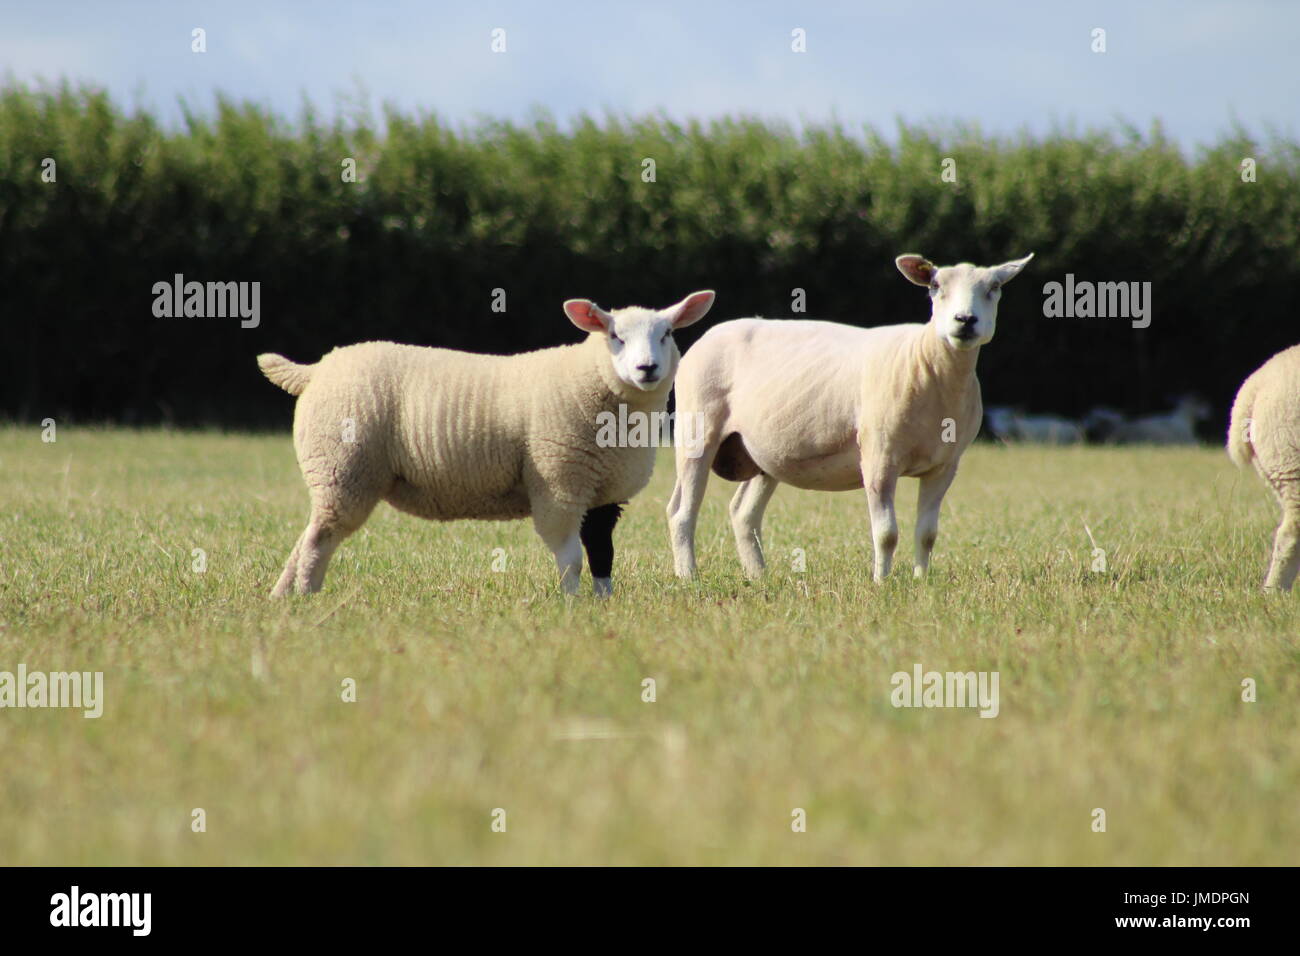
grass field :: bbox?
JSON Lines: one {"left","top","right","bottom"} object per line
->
{"left": 1, "top": 426, "right": 1297, "bottom": 865}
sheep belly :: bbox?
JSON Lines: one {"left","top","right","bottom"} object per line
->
{"left": 724, "top": 398, "right": 864, "bottom": 491}
{"left": 750, "top": 443, "right": 864, "bottom": 492}
{"left": 383, "top": 473, "right": 531, "bottom": 521}
{"left": 385, "top": 423, "right": 531, "bottom": 521}
{"left": 689, "top": 319, "right": 882, "bottom": 491}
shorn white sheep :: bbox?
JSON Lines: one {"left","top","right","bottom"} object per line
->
{"left": 667, "top": 253, "right": 1032, "bottom": 581}
{"left": 259, "top": 290, "right": 715, "bottom": 597}
{"left": 1112, "top": 395, "right": 1210, "bottom": 444}
{"left": 1227, "top": 344, "right": 1300, "bottom": 591}
{"left": 985, "top": 406, "right": 1083, "bottom": 444}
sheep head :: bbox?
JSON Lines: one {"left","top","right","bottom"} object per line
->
{"left": 896, "top": 253, "right": 1034, "bottom": 351}
{"left": 564, "top": 290, "right": 715, "bottom": 391}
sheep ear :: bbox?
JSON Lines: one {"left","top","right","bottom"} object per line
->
{"left": 896, "top": 255, "right": 937, "bottom": 287}
{"left": 990, "top": 253, "right": 1034, "bottom": 286}
{"left": 665, "top": 290, "right": 716, "bottom": 329}
{"left": 564, "top": 299, "right": 614, "bottom": 334}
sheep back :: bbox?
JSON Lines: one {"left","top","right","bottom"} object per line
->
{"left": 286, "top": 338, "right": 667, "bottom": 522}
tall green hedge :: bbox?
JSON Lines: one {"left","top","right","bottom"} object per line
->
{"left": 3, "top": 82, "right": 1297, "bottom": 428}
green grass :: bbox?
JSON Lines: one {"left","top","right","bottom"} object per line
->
{"left": 1, "top": 426, "right": 1296, "bottom": 865}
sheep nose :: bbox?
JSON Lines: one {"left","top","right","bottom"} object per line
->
{"left": 954, "top": 313, "right": 977, "bottom": 325}
{"left": 637, "top": 362, "right": 659, "bottom": 376}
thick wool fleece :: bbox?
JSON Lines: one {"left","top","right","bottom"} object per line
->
{"left": 258, "top": 334, "right": 676, "bottom": 597}
{"left": 262, "top": 335, "right": 671, "bottom": 525}
{"left": 1227, "top": 343, "right": 1300, "bottom": 589}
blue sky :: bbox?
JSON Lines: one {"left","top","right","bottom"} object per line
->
{"left": 2, "top": 1, "right": 1294, "bottom": 148}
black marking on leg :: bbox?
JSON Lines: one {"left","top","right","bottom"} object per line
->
{"left": 580, "top": 502, "right": 624, "bottom": 579}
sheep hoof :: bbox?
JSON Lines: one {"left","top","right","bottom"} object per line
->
{"left": 593, "top": 577, "right": 613, "bottom": 598}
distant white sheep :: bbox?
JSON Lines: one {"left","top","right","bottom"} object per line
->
{"left": 1081, "top": 406, "right": 1125, "bottom": 443}
{"left": 1112, "top": 395, "right": 1209, "bottom": 445}
{"left": 259, "top": 290, "right": 715, "bottom": 597}
{"left": 985, "top": 406, "right": 1083, "bottom": 444}
{"left": 668, "top": 252, "right": 1033, "bottom": 581}
{"left": 984, "top": 406, "right": 1020, "bottom": 442}
{"left": 1227, "top": 344, "right": 1300, "bottom": 591}
{"left": 1012, "top": 412, "right": 1084, "bottom": 445}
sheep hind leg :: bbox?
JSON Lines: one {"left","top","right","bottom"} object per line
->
{"left": 581, "top": 502, "right": 624, "bottom": 597}
{"left": 290, "top": 492, "right": 380, "bottom": 595}
{"left": 1263, "top": 499, "right": 1300, "bottom": 592}
{"left": 729, "top": 473, "right": 779, "bottom": 578}
{"left": 270, "top": 527, "right": 309, "bottom": 597}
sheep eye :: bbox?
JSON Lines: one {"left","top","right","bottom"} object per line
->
{"left": 610, "top": 333, "right": 622, "bottom": 344}
{"left": 660, "top": 331, "right": 671, "bottom": 343}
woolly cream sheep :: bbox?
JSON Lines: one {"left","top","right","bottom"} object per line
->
{"left": 259, "top": 290, "right": 715, "bottom": 597}
{"left": 1227, "top": 344, "right": 1300, "bottom": 590}
{"left": 667, "top": 254, "right": 1032, "bottom": 581}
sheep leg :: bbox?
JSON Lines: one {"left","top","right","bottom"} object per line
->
{"left": 580, "top": 502, "right": 623, "bottom": 597}
{"left": 533, "top": 508, "right": 584, "bottom": 595}
{"left": 270, "top": 527, "right": 309, "bottom": 597}
{"left": 863, "top": 463, "right": 899, "bottom": 583}
{"left": 293, "top": 497, "right": 378, "bottom": 594}
{"left": 729, "top": 473, "right": 779, "bottom": 578}
{"left": 1263, "top": 503, "right": 1300, "bottom": 591}
{"left": 667, "top": 439, "right": 719, "bottom": 579}
{"left": 914, "top": 464, "right": 958, "bottom": 579}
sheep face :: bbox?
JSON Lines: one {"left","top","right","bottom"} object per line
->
{"left": 564, "top": 290, "right": 716, "bottom": 391}
{"left": 896, "top": 254, "right": 1034, "bottom": 352}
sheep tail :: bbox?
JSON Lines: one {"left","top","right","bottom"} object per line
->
{"left": 1226, "top": 376, "right": 1258, "bottom": 469}
{"left": 257, "top": 353, "right": 315, "bottom": 396}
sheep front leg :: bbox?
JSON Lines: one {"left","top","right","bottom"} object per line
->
{"left": 1263, "top": 504, "right": 1300, "bottom": 591}
{"left": 863, "top": 463, "right": 899, "bottom": 583}
{"left": 667, "top": 441, "right": 718, "bottom": 579}
{"left": 914, "top": 464, "right": 958, "bottom": 579}
{"left": 533, "top": 508, "right": 585, "bottom": 596}
{"left": 580, "top": 502, "right": 623, "bottom": 597}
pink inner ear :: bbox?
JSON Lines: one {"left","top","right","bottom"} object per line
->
{"left": 671, "top": 291, "right": 715, "bottom": 328}
{"left": 900, "top": 258, "right": 934, "bottom": 286}
{"left": 565, "top": 302, "right": 607, "bottom": 333}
